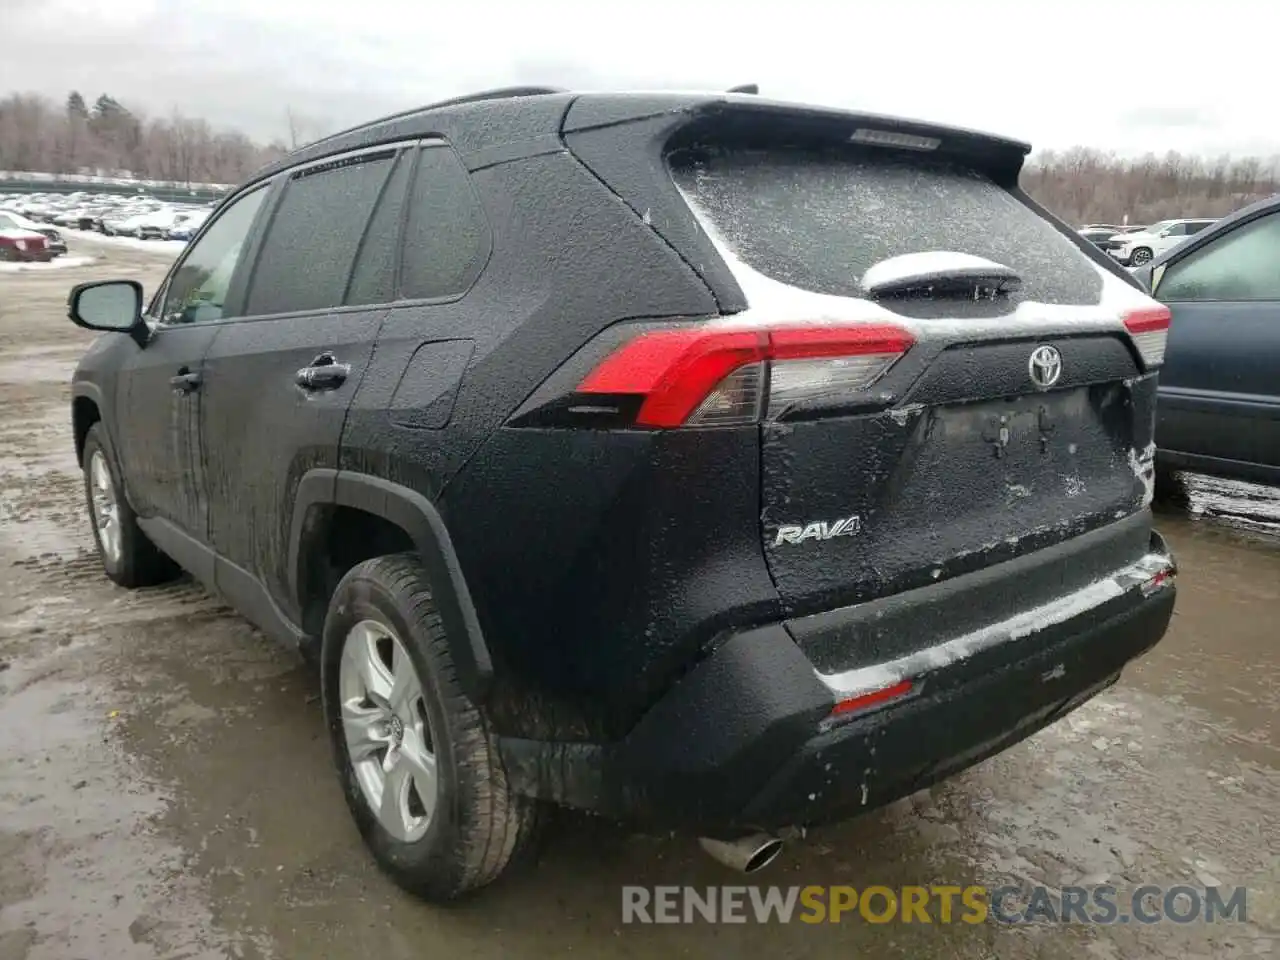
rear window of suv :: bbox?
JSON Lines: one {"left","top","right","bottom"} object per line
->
{"left": 668, "top": 147, "right": 1102, "bottom": 308}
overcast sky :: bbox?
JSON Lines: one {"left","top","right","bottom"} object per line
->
{"left": 2, "top": 0, "right": 1276, "bottom": 157}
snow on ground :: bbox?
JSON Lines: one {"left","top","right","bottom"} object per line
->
{"left": 0, "top": 169, "right": 232, "bottom": 191}
{"left": 0, "top": 255, "right": 97, "bottom": 273}
{"left": 66, "top": 229, "right": 186, "bottom": 256}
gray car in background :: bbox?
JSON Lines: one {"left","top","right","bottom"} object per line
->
{"left": 1132, "top": 195, "right": 1280, "bottom": 488}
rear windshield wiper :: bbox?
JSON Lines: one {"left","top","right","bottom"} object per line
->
{"left": 862, "top": 252, "right": 1022, "bottom": 300}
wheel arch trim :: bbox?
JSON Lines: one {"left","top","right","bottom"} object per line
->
{"left": 289, "top": 468, "right": 494, "bottom": 699}
{"left": 71, "top": 382, "right": 108, "bottom": 465}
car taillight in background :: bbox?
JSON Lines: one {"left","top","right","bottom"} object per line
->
{"left": 1123, "top": 306, "right": 1171, "bottom": 369}
{"left": 577, "top": 323, "right": 914, "bottom": 427}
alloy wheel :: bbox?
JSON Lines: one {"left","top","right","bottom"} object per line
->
{"left": 338, "top": 619, "right": 439, "bottom": 842}
{"left": 88, "top": 450, "right": 121, "bottom": 567}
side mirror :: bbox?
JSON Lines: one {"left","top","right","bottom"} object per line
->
{"left": 68, "top": 280, "right": 146, "bottom": 342}
{"left": 1130, "top": 264, "right": 1155, "bottom": 292}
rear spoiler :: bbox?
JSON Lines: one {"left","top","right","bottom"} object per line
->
{"left": 563, "top": 93, "right": 1030, "bottom": 186}
{"left": 561, "top": 93, "right": 1032, "bottom": 312}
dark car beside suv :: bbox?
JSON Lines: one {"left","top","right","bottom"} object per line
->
{"left": 1131, "top": 195, "right": 1280, "bottom": 489}
{"left": 66, "top": 87, "right": 1177, "bottom": 900}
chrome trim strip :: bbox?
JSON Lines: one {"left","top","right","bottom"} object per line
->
{"left": 817, "top": 552, "right": 1174, "bottom": 700}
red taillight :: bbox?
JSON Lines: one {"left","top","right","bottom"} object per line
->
{"left": 1123, "top": 305, "right": 1171, "bottom": 368}
{"left": 578, "top": 323, "right": 914, "bottom": 428}
{"left": 830, "top": 679, "right": 914, "bottom": 717}
{"left": 578, "top": 328, "right": 767, "bottom": 428}
{"left": 1140, "top": 567, "right": 1175, "bottom": 596}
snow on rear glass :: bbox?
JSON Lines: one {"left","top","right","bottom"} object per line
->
{"left": 669, "top": 147, "right": 1101, "bottom": 307}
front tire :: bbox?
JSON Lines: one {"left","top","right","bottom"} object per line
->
{"left": 321, "top": 553, "right": 539, "bottom": 901}
{"left": 81, "top": 423, "right": 179, "bottom": 587}
{"left": 1130, "top": 246, "right": 1153, "bottom": 265}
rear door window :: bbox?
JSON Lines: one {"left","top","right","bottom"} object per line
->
{"left": 399, "top": 144, "right": 491, "bottom": 301}
{"left": 346, "top": 153, "right": 413, "bottom": 306}
{"left": 1158, "top": 211, "right": 1280, "bottom": 302}
{"left": 669, "top": 146, "right": 1102, "bottom": 306}
{"left": 245, "top": 150, "right": 396, "bottom": 316}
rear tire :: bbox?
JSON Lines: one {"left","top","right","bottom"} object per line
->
{"left": 81, "top": 423, "right": 179, "bottom": 588}
{"left": 321, "top": 553, "right": 539, "bottom": 901}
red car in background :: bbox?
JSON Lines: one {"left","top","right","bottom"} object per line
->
{"left": 0, "top": 223, "right": 52, "bottom": 262}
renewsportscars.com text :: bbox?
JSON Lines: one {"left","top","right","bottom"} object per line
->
{"left": 621, "top": 884, "right": 1248, "bottom": 925}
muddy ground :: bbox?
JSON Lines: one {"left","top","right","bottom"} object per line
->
{"left": 0, "top": 239, "right": 1276, "bottom": 959}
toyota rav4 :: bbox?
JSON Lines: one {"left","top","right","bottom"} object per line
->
{"left": 66, "top": 87, "right": 1177, "bottom": 900}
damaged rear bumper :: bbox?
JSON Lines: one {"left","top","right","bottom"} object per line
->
{"left": 499, "top": 530, "right": 1176, "bottom": 831}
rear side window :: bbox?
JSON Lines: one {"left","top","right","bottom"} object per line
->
{"left": 399, "top": 145, "right": 490, "bottom": 301}
{"left": 246, "top": 151, "right": 395, "bottom": 316}
{"left": 669, "top": 147, "right": 1102, "bottom": 307}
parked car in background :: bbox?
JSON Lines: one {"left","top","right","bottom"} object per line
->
{"left": 135, "top": 208, "right": 185, "bottom": 240}
{"left": 0, "top": 224, "right": 51, "bottom": 261}
{"left": 166, "top": 211, "right": 209, "bottom": 240}
{"left": 1110, "top": 218, "right": 1216, "bottom": 266}
{"left": 109, "top": 213, "right": 151, "bottom": 238}
{"left": 16, "top": 204, "right": 51, "bottom": 222}
{"left": 0, "top": 210, "right": 67, "bottom": 256}
{"left": 1079, "top": 225, "right": 1151, "bottom": 258}
{"left": 1079, "top": 227, "right": 1120, "bottom": 246}
{"left": 65, "top": 87, "right": 1177, "bottom": 901}
{"left": 1131, "top": 196, "right": 1280, "bottom": 487}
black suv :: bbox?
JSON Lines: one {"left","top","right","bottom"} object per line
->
{"left": 66, "top": 87, "right": 1177, "bottom": 900}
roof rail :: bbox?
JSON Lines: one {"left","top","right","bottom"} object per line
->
{"left": 303, "top": 86, "right": 568, "bottom": 152}
{"left": 417, "top": 85, "right": 568, "bottom": 111}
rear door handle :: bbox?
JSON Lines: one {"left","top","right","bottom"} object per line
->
{"left": 295, "top": 352, "right": 351, "bottom": 391}
{"left": 170, "top": 369, "right": 201, "bottom": 393}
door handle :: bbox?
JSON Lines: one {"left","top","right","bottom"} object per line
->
{"left": 170, "top": 369, "right": 201, "bottom": 393}
{"left": 295, "top": 353, "right": 351, "bottom": 391}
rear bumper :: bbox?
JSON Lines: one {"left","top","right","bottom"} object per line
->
{"left": 0, "top": 248, "right": 52, "bottom": 262}
{"left": 500, "top": 532, "right": 1175, "bottom": 830}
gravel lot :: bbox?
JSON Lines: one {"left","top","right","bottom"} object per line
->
{"left": 0, "top": 238, "right": 1276, "bottom": 959}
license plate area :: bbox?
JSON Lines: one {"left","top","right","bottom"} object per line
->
{"left": 760, "top": 384, "right": 1140, "bottom": 614}
{"left": 920, "top": 387, "right": 1131, "bottom": 503}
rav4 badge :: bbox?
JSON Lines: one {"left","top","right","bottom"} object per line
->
{"left": 773, "top": 515, "right": 862, "bottom": 546}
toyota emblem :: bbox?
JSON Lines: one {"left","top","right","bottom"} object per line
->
{"left": 1028, "top": 345, "right": 1063, "bottom": 389}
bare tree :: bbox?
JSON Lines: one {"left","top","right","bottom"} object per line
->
{"left": 0, "top": 91, "right": 285, "bottom": 185}
{"left": 284, "top": 106, "right": 330, "bottom": 150}
{"left": 1021, "top": 149, "right": 1280, "bottom": 225}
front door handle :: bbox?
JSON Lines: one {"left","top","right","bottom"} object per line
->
{"left": 295, "top": 353, "right": 351, "bottom": 391}
{"left": 170, "top": 369, "right": 201, "bottom": 393}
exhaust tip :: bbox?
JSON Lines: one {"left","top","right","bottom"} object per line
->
{"left": 742, "top": 837, "right": 784, "bottom": 874}
{"left": 698, "top": 833, "right": 785, "bottom": 874}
